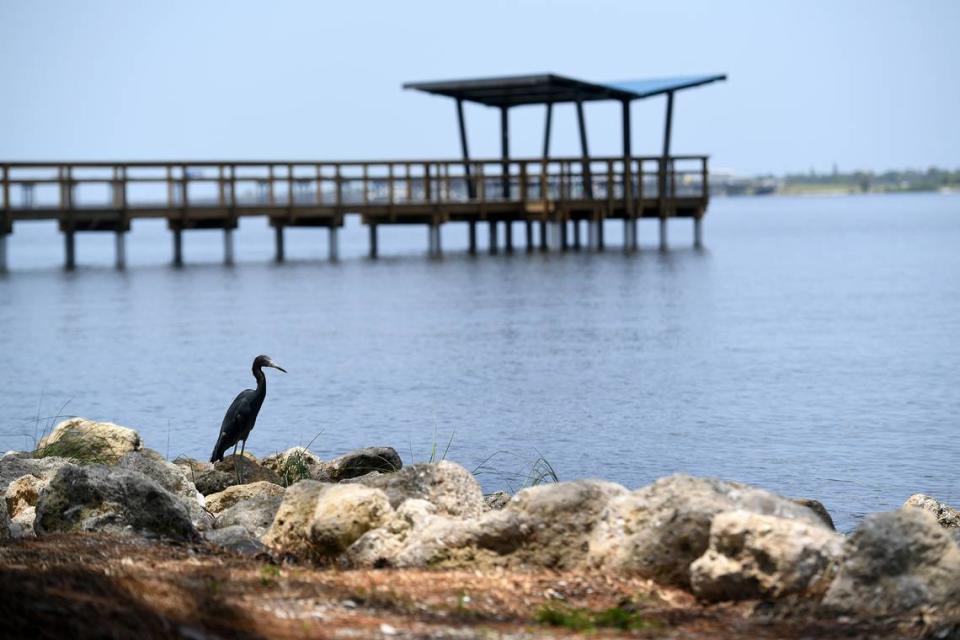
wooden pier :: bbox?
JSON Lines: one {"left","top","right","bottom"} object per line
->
{"left": 0, "top": 72, "right": 726, "bottom": 271}
{"left": 0, "top": 155, "right": 708, "bottom": 269}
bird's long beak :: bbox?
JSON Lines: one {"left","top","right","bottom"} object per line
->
{"left": 267, "top": 360, "right": 287, "bottom": 373}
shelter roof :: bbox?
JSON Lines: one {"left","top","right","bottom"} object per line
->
{"left": 403, "top": 73, "right": 726, "bottom": 107}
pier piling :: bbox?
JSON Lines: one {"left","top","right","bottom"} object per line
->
{"left": 488, "top": 221, "right": 498, "bottom": 254}
{"left": 172, "top": 230, "right": 183, "bottom": 266}
{"left": 573, "top": 220, "right": 581, "bottom": 249}
{"left": 64, "top": 231, "right": 75, "bottom": 270}
{"left": 0, "top": 235, "right": 7, "bottom": 273}
{"left": 525, "top": 221, "right": 533, "bottom": 252}
{"left": 468, "top": 221, "right": 477, "bottom": 254}
{"left": 694, "top": 217, "right": 703, "bottom": 248}
{"left": 329, "top": 227, "right": 339, "bottom": 261}
{"left": 369, "top": 225, "right": 378, "bottom": 259}
{"left": 274, "top": 226, "right": 285, "bottom": 262}
{"left": 659, "top": 218, "right": 668, "bottom": 250}
{"left": 115, "top": 231, "right": 126, "bottom": 269}
{"left": 505, "top": 221, "right": 513, "bottom": 252}
{"left": 223, "top": 229, "right": 235, "bottom": 265}
{"left": 539, "top": 222, "right": 548, "bottom": 251}
{"left": 428, "top": 224, "right": 442, "bottom": 257}
{"left": 547, "top": 222, "right": 562, "bottom": 251}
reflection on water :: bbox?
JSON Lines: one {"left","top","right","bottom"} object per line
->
{"left": 1, "top": 193, "right": 958, "bottom": 531}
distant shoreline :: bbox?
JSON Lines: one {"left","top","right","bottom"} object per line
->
{"left": 714, "top": 185, "right": 960, "bottom": 197}
{"left": 712, "top": 168, "right": 960, "bottom": 197}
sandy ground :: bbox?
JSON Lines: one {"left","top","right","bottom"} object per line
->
{"left": 0, "top": 534, "right": 935, "bottom": 639}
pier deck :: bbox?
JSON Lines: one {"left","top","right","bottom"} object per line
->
{"left": 0, "top": 155, "right": 708, "bottom": 269}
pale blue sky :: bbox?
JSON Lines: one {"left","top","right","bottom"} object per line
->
{"left": 1, "top": 0, "right": 957, "bottom": 174}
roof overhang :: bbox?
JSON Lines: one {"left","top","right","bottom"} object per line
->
{"left": 403, "top": 73, "right": 726, "bottom": 107}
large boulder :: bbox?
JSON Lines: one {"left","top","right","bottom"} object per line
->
{"left": 309, "top": 484, "right": 394, "bottom": 556}
{"left": 1, "top": 452, "right": 74, "bottom": 492}
{"left": 260, "top": 481, "right": 325, "bottom": 559}
{"left": 689, "top": 511, "right": 844, "bottom": 601}
{"left": 486, "top": 480, "right": 626, "bottom": 569}
{"left": 118, "top": 449, "right": 211, "bottom": 530}
{"left": 823, "top": 508, "right": 960, "bottom": 616}
{"left": 118, "top": 449, "right": 198, "bottom": 500}
{"left": 346, "top": 499, "right": 438, "bottom": 567}
{"left": 386, "top": 511, "right": 484, "bottom": 569}
{"left": 357, "top": 461, "right": 483, "bottom": 519}
{"left": 1, "top": 454, "right": 75, "bottom": 538}
{"left": 204, "top": 525, "right": 267, "bottom": 555}
{"left": 35, "top": 464, "right": 197, "bottom": 540}
{"left": 903, "top": 494, "right": 960, "bottom": 530}
{"left": 214, "top": 495, "right": 284, "bottom": 538}
{"left": 35, "top": 418, "right": 141, "bottom": 464}
{"left": 318, "top": 447, "right": 402, "bottom": 483}
{"left": 206, "top": 481, "right": 286, "bottom": 514}
{"left": 348, "top": 480, "right": 626, "bottom": 570}
{"left": 262, "top": 481, "right": 393, "bottom": 561}
{"left": 586, "top": 474, "right": 830, "bottom": 588}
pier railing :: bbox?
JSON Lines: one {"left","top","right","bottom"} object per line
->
{"left": 0, "top": 155, "right": 710, "bottom": 269}
{"left": 0, "top": 155, "right": 707, "bottom": 218}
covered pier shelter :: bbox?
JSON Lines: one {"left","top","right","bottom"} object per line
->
{"left": 404, "top": 72, "right": 726, "bottom": 252}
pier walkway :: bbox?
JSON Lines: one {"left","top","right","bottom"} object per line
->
{"left": 0, "top": 155, "right": 707, "bottom": 269}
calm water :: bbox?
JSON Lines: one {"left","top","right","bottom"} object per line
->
{"left": 1, "top": 193, "right": 958, "bottom": 531}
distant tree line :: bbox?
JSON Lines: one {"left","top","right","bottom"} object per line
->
{"left": 782, "top": 167, "right": 960, "bottom": 193}
{"left": 712, "top": 167, "right": 960, "bottom": 196}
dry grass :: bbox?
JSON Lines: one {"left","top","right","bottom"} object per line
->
{"left": 0, "top": 534, "right": 929, "bottom": 640}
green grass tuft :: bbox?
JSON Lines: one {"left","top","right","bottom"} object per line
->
{"left": 277, "top": 448, "right": 314, "bottom": 486}
{"left": 259, "top": 563, "right": 281, "bottom": 586}
{"left": 20, "top": 395, "right": 73, "bottom": 452}
{"left": 535, "top": 605, "right": 593, "bottom": 631}
{"left": 535, "top": 604, "right": 658, "bottom": 632}
{"left": 525, "top": 455, "right": 559, "bottom": 487}
{"left": 428, "top": 429, "right": 456, "bottom": 464}
{"left": 472, "top": 448, "right": 560, "bottom": 494}
{"left": 273, "top": 431, "right": 324, "bottom": 487}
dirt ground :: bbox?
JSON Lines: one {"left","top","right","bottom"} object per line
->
{"left": 0, "top": 534, "right": 942, "bottom": 639}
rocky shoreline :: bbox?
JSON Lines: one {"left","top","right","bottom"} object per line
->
{"left": 2, "top": 417, "right": 959, "bottom": 638}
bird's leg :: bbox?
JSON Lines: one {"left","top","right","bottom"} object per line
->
{"left": 233, "top": 442, "right": 241, "bottom": 485}
{"left": 238, "top": 440, "right": 247, "bottom": 484}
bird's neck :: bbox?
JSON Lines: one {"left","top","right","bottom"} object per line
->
{"left": 252, "top": 365, "right": 267, "bottom": 396}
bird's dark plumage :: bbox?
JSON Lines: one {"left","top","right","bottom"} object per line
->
{"left": 210, "top": 355, "right": 285, "bottom": 463}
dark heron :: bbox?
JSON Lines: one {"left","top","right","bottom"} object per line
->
{"left": 210, "top": 355, "right": 286, "bottom": 477}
